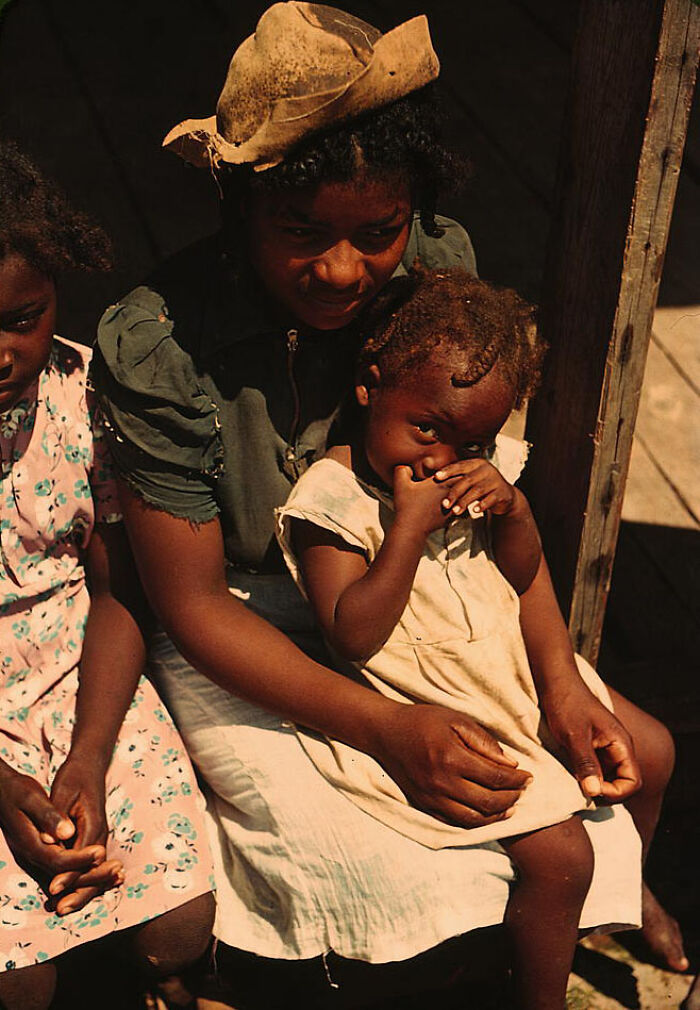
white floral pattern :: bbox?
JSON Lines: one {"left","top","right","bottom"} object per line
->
{"left": 0, "top": 338, "right": 213, "bottom": 972}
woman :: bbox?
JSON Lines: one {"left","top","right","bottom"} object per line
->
{"left": 92, "top": 3, "right": 683, "bottom": 1004}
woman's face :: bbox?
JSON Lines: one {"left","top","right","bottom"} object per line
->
{"left": 245, "top": 172, "right": 412, "bottom": 331}
{"left": 0, "top": 254, "right": 56, "bottom": 412}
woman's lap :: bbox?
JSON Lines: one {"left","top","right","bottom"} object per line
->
{"left": 150, "top": 613, "right": 642, "bottom": 965}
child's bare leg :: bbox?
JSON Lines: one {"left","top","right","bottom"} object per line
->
{"left": 503, "top": 817, "right": 593, "bottom": 1010}
{"left": 607, "top": 688, "right": 687, "bottom": 972}
{"left": 0, "top": 962, "right": 56, "bottom": 1010}
{"left": 126, "top": 891, "right": 215, "bottom": 1007}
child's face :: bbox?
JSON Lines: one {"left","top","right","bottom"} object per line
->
{"left": 358, "top": 352, "right": 515, "bottom": 488}
{"left": 0, "top": 254, "right": 56, "bottom": 412}
{"left": 245, "top": 171, "right": 412, "bottom": 332}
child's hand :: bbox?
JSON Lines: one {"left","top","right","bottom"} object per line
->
{"left": 433, "top": 459, "right": 517, "bottom": 518}
{"left": 393, "top": 465, "right": 455, "bottom": 534}
{"left": 0, "top": 761, "right": 123, "bottom": 911}
{"left": 47, "top": 756, "right": 125, "bottom": 915}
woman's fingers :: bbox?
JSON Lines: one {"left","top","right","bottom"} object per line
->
{"left": 379, "top": 705, "right": 532, "bottom": 827}
{"left": 451, "top": 718, "right": 520, "bottom": 767}
{"left": 595, "top": 737, "right": 642, "bottom": 801}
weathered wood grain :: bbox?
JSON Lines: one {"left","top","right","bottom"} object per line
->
{"left": 524, "top": 0, "right": 700, "bottom": 661}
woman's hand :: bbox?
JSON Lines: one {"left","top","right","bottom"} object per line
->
{"left": 433, "top": 458, "right": 517, "bottom": 517}
{"left": 0, "top": 760, "right": 122, "bottom": 913}
{"left": 542, "top": 680, "right": 642, "bottom": 802}
{"left": 47, "top": 755, "right": 124, "bottom": 914}
{"left": 373, "top": 703, "right": 532, "bottom": 827}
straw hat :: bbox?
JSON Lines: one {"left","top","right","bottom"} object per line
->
{"left": 163, "top": 2, "right": 439, "bottom": 172}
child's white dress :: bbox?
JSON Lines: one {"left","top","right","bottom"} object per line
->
{"left": 276, "top": 438, "right": 637, "bottom": 849}
{"left": 0, "top": 338, "right": 213, "bottom": 971}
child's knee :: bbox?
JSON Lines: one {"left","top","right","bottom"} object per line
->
{"left": 130, "top": 891, "right": 216, "bottom": 978}
{"left": 0, "top": 961, "right": 56, "bottom": 1010}
{"left": 510, "top": 818, "right": 594, "bottom": 903}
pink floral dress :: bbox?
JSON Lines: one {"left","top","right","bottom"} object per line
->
{"left": 0, "top": 337, "right": 213, "bottom": 972}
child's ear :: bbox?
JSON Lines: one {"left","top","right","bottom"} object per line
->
{"left": 355, "top": 364, "right": 381, "bottom": 407}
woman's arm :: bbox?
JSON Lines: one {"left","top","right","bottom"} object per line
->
{"left": 119, "top": 479, "right": 531, "bottom": 828}
{"left": 519, "top": 555, "right": 641, "bottom": 801}
{"left": 47, "top": 521, "right": 152, "bottom": 911}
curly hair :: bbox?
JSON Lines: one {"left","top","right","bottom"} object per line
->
{"left": 359, "top": 266, "right": 546, "bottom": 410}
{"left": 0, "top": 141, "right": 112, "bottom": 275}
{"left": 220, "top": 84, "right": 467, "bottom": 238}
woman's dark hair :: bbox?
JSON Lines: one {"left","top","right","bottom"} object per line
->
{"left": 219, "top": 84, "right": 466, "bottom": 238}
{"left": 0, "top": 141, "right": 112, "bottom": 275}
{"left": 359, "top": 265, "right": 546, "bottom": 410}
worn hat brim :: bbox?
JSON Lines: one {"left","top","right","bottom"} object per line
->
{"left": 163, "top": 15, "right": 439, "bottom": 172}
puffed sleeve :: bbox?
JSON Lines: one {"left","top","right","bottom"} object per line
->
{"left": 90, "top": 286, "right": 224, "bottom": 523}
{"left": 400, "top": 214, "right": 478, "bottom": 276}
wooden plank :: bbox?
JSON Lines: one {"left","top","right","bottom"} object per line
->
{"left": 622, "top": 434, "right": 698, "bottom": 528}
{"left": 633, "top": 339, "right": 700, "bottom": 522}
{"left": 652, "top": 306, "right": 700, "bottom": 393}
{"left": 523, "top": 0, "right": 700, "bottom": 661}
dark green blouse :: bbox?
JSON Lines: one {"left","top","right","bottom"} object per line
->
{"left": 92, "top": 214, "right": 476, "bottom": 571}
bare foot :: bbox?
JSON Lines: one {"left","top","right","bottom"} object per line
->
{"left": 641, "top": 883, "right": 689, "bottom": 972}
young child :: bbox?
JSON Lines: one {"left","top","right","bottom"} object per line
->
{"left": 276, "top": 266, "right": 677, "bottom": 1010}
{"left": 0, "top": 143, "right": 214, "bottom": 1010}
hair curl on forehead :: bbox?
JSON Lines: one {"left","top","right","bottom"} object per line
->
{"left": 0, "top": 141, "right": 112, "bottom": 276}
{"left": 219, "top": 84, "right": 467, "bottom": 239}
{"left": 359, "top": 265, "right": 546, "bottom": 411}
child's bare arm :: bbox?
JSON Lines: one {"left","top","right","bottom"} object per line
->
{"left": 519, "top": 555, "right": 641, "bottom": 802}
{"left": 295, "top": 465, "right": 462, "bottom": 662}
{"left": 434, "top": 459, "right": 541, "bottom": 593}
{"left": 47, "top": 521, "right": 152, "bottom": 912}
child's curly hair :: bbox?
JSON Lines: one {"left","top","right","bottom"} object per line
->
{"left": 220, "top": 84, "right": 467, "bottom": 240}
{"left": 0, "top": 141, "right": 112, "bottom": 275}
{"left": 359, "top": 266, "right": 546, "bottom": 411}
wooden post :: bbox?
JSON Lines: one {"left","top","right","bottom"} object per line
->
{"left": 524, "top": 0, "right": 700, "bottom": 662}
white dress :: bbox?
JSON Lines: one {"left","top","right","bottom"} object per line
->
{"left": 275, "top": 437, "right": 621, "bottom": 849}
{"left": 148, "top": 435, "right": 641, "bottom": 965}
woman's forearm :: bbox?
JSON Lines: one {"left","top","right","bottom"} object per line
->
{"left": 165, "top": 588, "right": 399, "bottom": 753}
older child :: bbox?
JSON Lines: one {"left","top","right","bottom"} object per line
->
{"left": 277, "top": 267, "right": 677, "bottom": 1010}
{"left": 0, "top": 143, "right": 214, "bottom": 1010}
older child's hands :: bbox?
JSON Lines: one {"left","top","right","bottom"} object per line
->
{"left": 47, "top": 756, "right": 124, "bottom": 914}
{"left": 433, "top": 458, "right": 516, "bottom": 518}
{"left": 0, "top": 761, "right": 122, "bottom": 912}
{"left": 392, "top": 465, "right": 456, "bottom": 534}
{"left": 543, "top": 681, "right": 642, "bottom": 802}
